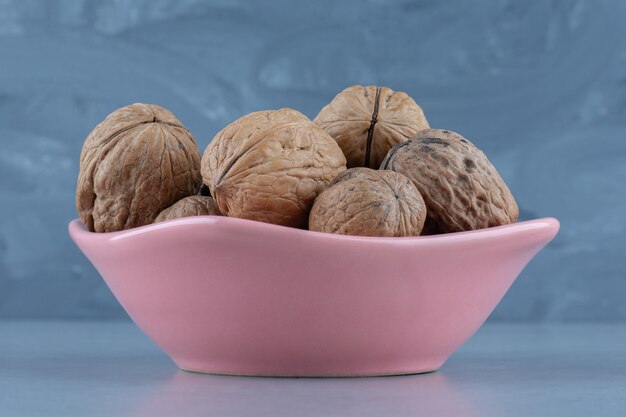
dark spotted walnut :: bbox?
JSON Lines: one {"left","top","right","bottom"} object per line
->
{"left": 155, "top": 195, "right": 221, "bottom": 222}
{"left": 201, "top": 108, "right": 347, "bottom": 228}
{"left": 76, "top": 103, "right": 202, "bottom": 232}
{"left": 314, "top": 85, "right": 429, "bottom": 169}
{"left": 381, "top": 129, "right": 518, "bottom": 234}
{"left": 309, "top": 168, "right": 426, "bottom": 237}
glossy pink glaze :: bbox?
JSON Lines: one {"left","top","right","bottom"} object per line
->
{"left": 69, "top": 216, "right": 559, "bottom": 377}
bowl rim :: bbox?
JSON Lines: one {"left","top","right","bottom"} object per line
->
{"left": 69, "top": 215, "right": 560, "bottom": 244}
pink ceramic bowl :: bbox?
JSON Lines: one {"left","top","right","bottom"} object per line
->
{"left": 69, "top": 216, "right": 559, "bottom": 377}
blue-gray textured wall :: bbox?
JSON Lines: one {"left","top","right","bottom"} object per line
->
{"left": 0, "top": 0, "right": 624, "bottom": 321}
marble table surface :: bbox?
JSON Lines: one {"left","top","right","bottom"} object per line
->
{"left": 1, "top": 321, "right": 625, "bottom": 416}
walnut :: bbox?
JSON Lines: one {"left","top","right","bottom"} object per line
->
{"left": 309, "top": 168, "right": 426, "bottom": 237}
{"left": 380, "top": 129, "right": 518, "bottom": 234}
{"left": 154, "top": 195, "right": 221, "bottom": 222}
{"left": 76, "top": 103, "right": 202, "bottom": 232}
{"left": 201, "top": 108, "right": 347, "bottom": 228}
{"left": 314, "top": 85, "right": 429, "bottom": 169}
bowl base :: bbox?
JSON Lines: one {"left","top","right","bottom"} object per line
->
{"left": 177, "top": 365, "right": 441, "bottom": 378}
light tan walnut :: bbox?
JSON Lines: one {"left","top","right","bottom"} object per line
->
{"left": 314, "top": 85, "right": 429, "bottom": 169}
{"left": 309, "top": 168, "right": 427, "bottom": 237}
{"left": 201, "top": 108, "right": 347, "bottom": 228}
{"left": 76, "top": 103, "right": 202, "bottom": 232}
{"left": 381, "top": 129, "right": 519, "bottom": 234}
{"left": 154, "top": 195, "right": 221, "bottom": 223}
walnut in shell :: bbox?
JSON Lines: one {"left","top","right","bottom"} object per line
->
{"left": 154, "top": 195, "right": 221, "bottom": 222}
{"left": 201, "top": 109, "right": 347, "bottom": 228}
{"left": 380, "top": 129, "right": 519, "bottom": 234}
{"left": 77, "top": 103, "right": 202, "bottom": 232}
{"left": 314, "top": 85, "right": 429, "bottom": 169}
{"left": 309, "top": 168, "right": 427, "bottom": 237}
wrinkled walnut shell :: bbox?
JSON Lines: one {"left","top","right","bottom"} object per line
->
{"left": 309, "top": 168, "right": 427, "bottom": 237}
{"left": 202, "top": 108, "right": 347, "bottom": 228}
{"left": 381, "top": 129, "right": 519, "bottom": 234}
{"left": 154, "top": 195, "right": 221, "bottom": 222}
{"left": 314, "top": 85, "right": 429, "bottom": 169}
{"left": 76, "top": 103, "right": 202, "bottom": 232}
